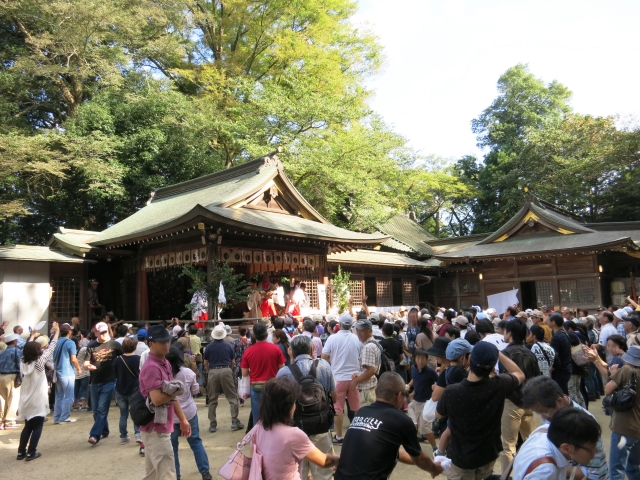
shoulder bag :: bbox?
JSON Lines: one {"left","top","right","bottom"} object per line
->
{"left": 603, "top": 369, "right": 637, "bottom": 412}
{"left": 219, "top": 425, "right": 262, "bottom": 480}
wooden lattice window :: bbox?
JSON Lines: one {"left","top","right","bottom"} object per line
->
{"left": 535, "top": 280, "right": 554, "bottom": 307}
{"left": 349, "top": 277, "right": 363, "bottom": 308}
{"left": 458, "top": 274, "right": 479, "bottom": 294}
{"left": 436, "top": 277, "right": 457, "bottom": 296}
{"left": 559, "top": 278, "right": 597, "bottom": 305}
{"left": 50, "top": 277, "right": 81, "bottom": 319}
{"left": 402, "top": 278, "right": 416, "bottom": 306}
{"left": 376, "top": 278, "right": 392, "bottom": 306}
{"left": 294, "top": 269, "right": 319, "bottom": 310}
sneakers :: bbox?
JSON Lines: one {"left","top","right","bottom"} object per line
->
{"left": 135, "top": 433, "right": 142, "bottom": 444}
{"left": 121, "top": 437, "right": 131, "bottom": 445}
{"left": 332, "top": 435, "right": 343, "bottom": 444}
{"left": 201, "top": 472, "right": 213, "bottom": 480}
{"left": 209, "top": 425, "right": 217, "bottom": 433}
{"left": 61, "top": 418, "right": 77, "bottom": 423}
{"left": 88, "top": 437, "right": 99, "bottom": 445}
{"left": 231, "top": 421, "right": 244, "bottom": 431}
{"left": 16, "top": 452, "right": 26, "bottom": 460}
{"left": 139, "top": 447, "right": 145, "bottom": 457}
{"left": 25, "top": 452, "right": 41, "bottom": 461}
{"left": 72, "top": 406, "right": 80, "bottom": 411}
{"left": 80, "top": 406, "right": 89, "bottom": 412}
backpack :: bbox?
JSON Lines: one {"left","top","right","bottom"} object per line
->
{"left": 374, "top": 341, "right": 395, "bottom": 378}
{"left": 288, "top": 360, "right": 334, "bottom": 435}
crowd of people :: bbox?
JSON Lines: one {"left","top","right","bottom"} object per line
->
{"left": 0, "top": 297, "right": 639, "bottom": 480}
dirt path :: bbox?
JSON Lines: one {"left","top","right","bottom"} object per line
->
{"left": 0, "top": 397, "right": 613, "bottom": 480}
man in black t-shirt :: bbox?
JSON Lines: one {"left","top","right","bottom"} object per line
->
{"left": 436, "top": 342, "right": 525, "bottom": 479}
{"left": 547, "top": 312, "right": 572, "bottom": 394}
{"left": 335, "top": 372, "right": 442, "bottom": 480}
{"left": 84, "top": 322, "right": 123, "bottom": 444}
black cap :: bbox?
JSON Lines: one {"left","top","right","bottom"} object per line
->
{"left": 147, "top": 324, "right": 171, "bottom": 342}
{"left": 625, "top": 315, "right": 640, "bottom": 328}
{"left": 425, "top": 337, "right": 451, "bottom": 358}
{"left": 470, "top": 342, "right": 499, "bottom": 368}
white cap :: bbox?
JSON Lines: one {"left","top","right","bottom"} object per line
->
{"left": 3, "top": 333, "right": 19, "bottom": 343}
{"left": 339, "top": 313, "right": 353, "bottom": 326}
{"left": 94, "top": 322, "right": 109, "bottom": 333}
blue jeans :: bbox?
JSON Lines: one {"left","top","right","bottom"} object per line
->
{"left": 610, "top": 432, "right": 640, "bottom": 480}
{"left": 74, "top": 377, "right": 90, "bottom": 402}
{"left": 115, "top": 391, "right": 140, "bottom": 439}
{"left": 170, "top": 413, "right": 209, "bottom": 478}
{"left": 89, "top": 382, "right": 115, "bottom": 439}
{"left": 53, "top": 375, "right": 75, "bottom": 422}
{"left": 250, "top": 387, "right": 263, "bottom": 424}
{"left": 197, "top": 363, "right": 204, "bottom": 386}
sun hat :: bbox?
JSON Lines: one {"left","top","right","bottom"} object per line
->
{"left": 620, "top": 346, "right": 640, "bottom": 367}
{"left": 413, "top": 348, "right": 429, "bottom": 359}
{"left": 94, "top": 322, "right": 109, "bottom": 333}
{"left": 147, "top": 325, "right": 171, "bottom": 342}
{"left": 35, "top": 336, "right": 49, "bottom": 348}
{"left": 339, "top": 313, "right": 353, "bottom": 326}
{"left": 212, "top": 324, "right": 226, "bottom": 340}
{"left": 172, "top": 325, "right": 182, "bottom": 336}
{"left": 425, "top": 337, "right": 452, "bottom": 358}
{"left": 3, "top": 333, "right": 19, "bottom": 343}
{"left": 614, "top": 309, "right": 628, "bottom": 321}
{"left": 470, "top": 342, "right": 499, "bottom": 369}
{"left": 531, "top": 309, "right": 544, "bottom": 319}
{"left": 446, "top": 338, "right": 473, "bottom": 361}
{"left": 123, "top": 323, "right": 133, "bottom": 330}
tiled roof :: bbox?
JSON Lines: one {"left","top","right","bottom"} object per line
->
{"left": 436, "top": 231, "right": 639, "bottom": 261}
{"left": 328, "top": 249, "right": 441, "bottom": 268}
{"left": 89, "top": 154, "right": 387, "bottom": 247}
{"left": 428, "top": 233, "right": 490, "bottom": 255}
{"left": 0, "top": 245, "right": 94, "bottom": 263}
{"left": 376, "top": 214, "right": 436, "bottom": 256}
{"left": 47, "top": 228, "right": 100, "bottom": 253}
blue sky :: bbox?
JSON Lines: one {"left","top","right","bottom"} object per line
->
{"left": 352, "top": 0, "right": 640, "bottom": 161}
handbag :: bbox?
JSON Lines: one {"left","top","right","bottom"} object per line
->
{"left": 603, "top": 369, "right": 637, "bottom": 412}
{"left": 570, "top": 344, "right": 590, "bottom": 366}
{"left": 421, "top": 398, "right": 437, "bottom": 423}
{"left": 238, "top": 376, "right": 250, "bottom": 400}
{"left": 219, "top": 426, "right": 259, "bottom": 480}
{"left": 13, "top": 349, "right": 22, "bottom": 388}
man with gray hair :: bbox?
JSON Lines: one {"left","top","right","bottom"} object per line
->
{"left": 302, "top": 318, "right": 323, "bottom": 358}
{"left": 335, "top": 372, "right": 442, "bottom": 479}
{"left": 277, "top": 335, "right": 336, "bottom": 480}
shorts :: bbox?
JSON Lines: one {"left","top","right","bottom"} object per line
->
{"left": 407, "top": 400, "right": 433, "bottom": 435}
{"left": 359, "top": 387, "right": 376, "bottom": 408}
{"left": 334, "top": 380, "right": 360, "bottom": 414}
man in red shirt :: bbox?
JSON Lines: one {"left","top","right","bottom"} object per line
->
{"left": 438, "top": 310, "right": 455, "bottom": 338}
{"left": 139, "top": 325, "right": 192, "bottom": 480}
{"left": 241, "top": 321, "right": 285, "bottom": 424}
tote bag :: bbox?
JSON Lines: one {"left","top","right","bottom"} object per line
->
{"left": 219, "top": 425, "right": 263, "bottom": 480}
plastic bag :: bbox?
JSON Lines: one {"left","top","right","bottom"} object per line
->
{"left": 238, "top": 376, "right": 251, "bottom": 400}
{"left": 422, "top": 398, "right": 437, "bottom": 423}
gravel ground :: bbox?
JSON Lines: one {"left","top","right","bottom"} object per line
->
{"left": 0, "top": 396, "right": 613, "bottom": 480}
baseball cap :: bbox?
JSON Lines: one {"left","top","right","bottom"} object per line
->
{"left": 624, "top": 306, "right": 635, "bottom": 315}
{"left": 470, "top": 342, "right": 499, "bottom": 368}
{"left": 531, "top": 309, "right": 544, "bottom": 319}
{"left": 94, "top": 322, "right": 109, "bottom": 333}
{"left": 137, "top": 328, "right": 148, "bottom": 340}
{"left": 476, "top": 312, "right": 488, "bottom": 321}
{"left": 436, "top": 311, "right": 445, "bottom": 319}
{"left": 339, "top": 313, "right": 353, "bottom": 326}
{"left": 355, "top": 319, "right": 373, "bottom": 330}
{"left": 454, "top": 316, "right": 469, "bottom": 326}
{"left": 369, "top": 312, "right": 381, "bottom": 322}
{"left": 446, "top": 338, "right": 472, "bottom": 361}
{"left": 625, "top": 316, "right": 640, "bottom": 328}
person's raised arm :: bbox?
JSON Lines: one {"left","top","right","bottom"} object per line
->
{"left": 627, "top": 296, "right": 639, "bottom": 309}
{"left": 498, "top": 351, "right": 525, "bottom": 385}
{"left": 304, "top": 446, "right": 340, "bottom": 468}
{"left": 362, "top": 295, "right": 370, "bottom": 317}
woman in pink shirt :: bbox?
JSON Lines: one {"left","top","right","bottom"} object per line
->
{"left": 253, "top": 377, "right": 339, "bottom": 479}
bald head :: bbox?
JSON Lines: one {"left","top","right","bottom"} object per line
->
{"left": 376, "top": 372, "right": 405, "bottom": 403}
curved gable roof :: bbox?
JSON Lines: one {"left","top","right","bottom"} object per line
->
{"left": 377, "top": 214, "right": 436, "bottom": 256}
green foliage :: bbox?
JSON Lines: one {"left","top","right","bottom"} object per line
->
{"left": 331, "top": 265, "right": 351, "bottom": 313}
{"left": 458, "top": 64, "right": 640, "bottom": 233}
{"left": 180, "top": 262, "right": 250, "bottom": 316}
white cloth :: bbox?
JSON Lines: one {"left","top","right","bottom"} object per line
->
{"left": 218, "top": 282, "right": 226, "bottom": 304}
{"left": 481, "top": 334, "right": 508, "bottom": 374}
{"left": 275, "top": 286, "right": 285, "bottom": 307}
{"left": 321, "top": 330, "right": 361, "bottom": 381}
{"left": 487, "top": 289, "right": 519, "bottom": 314}
{"left": 512, "top": 426, "right": 568, "bottom": 479}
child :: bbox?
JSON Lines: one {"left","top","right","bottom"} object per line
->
{"left": 407, "top": 349, "right": 438, "bottom": 449}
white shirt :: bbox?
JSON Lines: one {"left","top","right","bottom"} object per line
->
{"left": 321, "top": 329, "right": 361, "bottom": 381}
{"left": 512, "top": 426, "right": 569, "bottom": 479}
{"left": 275, "top": 286, "right": 285, "bottom": 307}
{"left": 481, "top": 333, "right": 508, "bottom": 373}
{"left": 599, "top": 323, "right": 617, "bottom": 348}
{"left": 135, "top": 341, "right": 149, "bottom": 356}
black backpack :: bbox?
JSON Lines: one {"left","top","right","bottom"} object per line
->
{"left": 288, "top": 360, "right": 335, "bottom": 435}
{"left": 375, "top": 342, "right": 395, "bottom": 378}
